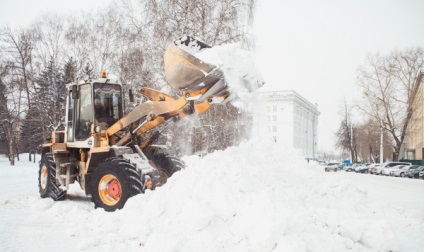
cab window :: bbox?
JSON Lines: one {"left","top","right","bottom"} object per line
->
{"left": 93, "top": 83, "right": 122, "bottom": 125}
{"left": 67, "top": 91, "right": 74, "bottom": 141}
{"left": 75, "top": 84, "right": 93, "bottom": 140}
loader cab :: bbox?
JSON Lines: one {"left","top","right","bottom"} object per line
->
{"left": 65, "top": 78, "right": 123, "bottom": 146}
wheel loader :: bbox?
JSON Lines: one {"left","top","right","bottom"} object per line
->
{"left": 38, "top": 37, "right": 240, "bottom": 211}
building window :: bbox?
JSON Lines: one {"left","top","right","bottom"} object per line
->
{"left": 273, "top": 115, "right": 277, "bottom": 121}
{"left": 273, "top": 105, "right": 277, "bottom": 112}
{"left": 273, "top": 126, "right": 277, "bottom": 132}
{"left": 267, "top": 106, "right": 270, "bottom": 112}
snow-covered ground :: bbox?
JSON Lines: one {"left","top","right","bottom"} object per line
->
{"left": 1, "top": 139, "right": 424, "bottom": 252}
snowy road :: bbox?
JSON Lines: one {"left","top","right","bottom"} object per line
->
{"left": 0, "top": 158, "right": 80, "bottom": 251}
{"left": 326, "top": 171, "right": 424, "bottom": 210}
{"left": 1, "top": 144, "right": 424, "bottom": 251}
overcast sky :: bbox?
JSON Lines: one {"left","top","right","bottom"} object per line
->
{"left": 0, "top": 0, "right": 105, "bottom": 27}
{"left": 1, "top": 0, "right": 424, "bottom": 152}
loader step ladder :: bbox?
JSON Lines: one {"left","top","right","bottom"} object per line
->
{"left": 60, "top": 163, "right": 77, "bottom": 190}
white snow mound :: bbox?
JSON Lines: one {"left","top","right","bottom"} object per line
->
{"left": 26, "top": 139, "right": 421, "bottom": 251}
{"left": 2, "top": 139, "right": 423, "bottom": 251}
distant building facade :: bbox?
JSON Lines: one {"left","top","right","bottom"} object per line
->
{"left": 405, "top": 73, "right": 424, "bottom": 160}
{"left": 253, "top": 90, "right": 320, "bottom": 159}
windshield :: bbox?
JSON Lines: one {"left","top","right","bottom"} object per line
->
{"left": 93, "top": 83, "right": 123, "bottom": 126}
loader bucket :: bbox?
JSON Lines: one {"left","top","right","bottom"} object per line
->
{"left": 164, "top": 41, "right": 216, "bottom": 91}
{"left": 163, "top": 36, "right": 234, "bottom": 105}
{"left": 164, "top": 36, "right": 263, "bottom": 105}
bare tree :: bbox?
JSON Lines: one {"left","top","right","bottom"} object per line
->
{"left": 64, "top": 15, "right": 92, "bottom": 78}
{"left": 335, "top": 99, "right": 358, "bottom": 162}
{"left": 356, "top": 118, "right": 392, "bottom": 163}
{"left": 0, "top": 26, "right": 35, "bottom": 112}
{"left": 137, "top": 0, "right": 256, "bottom": 46}
{"left": 357, "top": 48, "right": 424, "bottom": 161}
{"left": 0, "top": 26, "right": 38, "bottom": 164}
{"left": 0, "top": 63, "right": 9, "bottom": 155}
{"left": 32, "top": 14, "right": 66, "bottom": 70}
{"left": 0, "top": 61, "right": 22, "bottom": 165}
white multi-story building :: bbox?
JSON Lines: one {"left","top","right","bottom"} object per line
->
{"left": 253, "top": 90, "right": 320, "bottom": 159}
{"left": 405, "top": 72, "right": 424, "bottom": 160}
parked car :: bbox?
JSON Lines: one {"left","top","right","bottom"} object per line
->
{"left": 345, "top": 163, "right": 361, "bottom": 172}
{"left": 419, "top": 171, "right": 424, "bottom": 179}
{"left": 324, "top": 162, "right": 339, "bottom": 172}
{"left": 343, "top": 164, "right": 352, "bottom": 172}
{"left": 359, "top": 163, "right": 378, "bottom": 174}
{"left": 338, "top": 163, "right": 350, "bottom": 170}
{"left": 355, "top": 163, "right": 371, "bottom": 173}
{"left": 354, "top": 164, "right": 365, "bottom": 172}
{"left": 406, "top": 166, "right": 424, "bottom": 178}
{"left": 391, "top": 165, "right": 420, "bottom": 177}
{"left": 383, "top": 165, "right": 406, "bottom": 176}
{"left": 374, "top": 162, "right": 412, "bottom": 175}
{"left": 369, "top": 164, "right": 381, "bottom": 174}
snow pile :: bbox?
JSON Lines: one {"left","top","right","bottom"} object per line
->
{"left": 1, "top": 141, "right": 424, "bottom": 251}
{"left": 7, "top": 139, "right": 419, "bottom": 251}
{"left": 195, "top": 43, "right": 265, "bottom": 94}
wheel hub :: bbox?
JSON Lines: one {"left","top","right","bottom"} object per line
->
{"left": 107, "top": 180, "right": 121, "bottom": 198}
{"left": 98, "top": 174, "right": 122, "bottom": 206}
{"left": 40, "top": 165, "right": 48, "bottom": 189}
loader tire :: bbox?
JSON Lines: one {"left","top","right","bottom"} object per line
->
{"left": 149, "top": 150, "right": 185, "bottom": 177}
{"left": 38, "top": 153, "right": 67, "bottom": 201}
{"left": 90, "top": 158, "right": 143, "bottom": 212}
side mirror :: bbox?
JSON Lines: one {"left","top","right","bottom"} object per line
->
{"left": 71, "top": 85, "right": 79, "bottom": 99}
{"left": 129, "top": 89, "right": 134, "bottom": 102}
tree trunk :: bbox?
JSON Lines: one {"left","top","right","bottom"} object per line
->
{"left": 8, "top": 126, "right": 15, "bottom": 166}
{"left": 393, "top": 146, "right": 400, "bottom": 161}
{"left": 14, "top": 134, "right": 19, "bottom": 161}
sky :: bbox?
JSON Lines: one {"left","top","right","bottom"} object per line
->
{"left": 0, "top": 0, "right": 106, "bottom": 27}
{"left": 1, "top": 0, "right": 424, "bottom": 152}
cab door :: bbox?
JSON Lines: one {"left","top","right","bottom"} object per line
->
{"left": 66, "top": 89, "right": 75, "bottom": 142}
{"left": 74, "top": 84, "right": 93, "bottom": 140}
